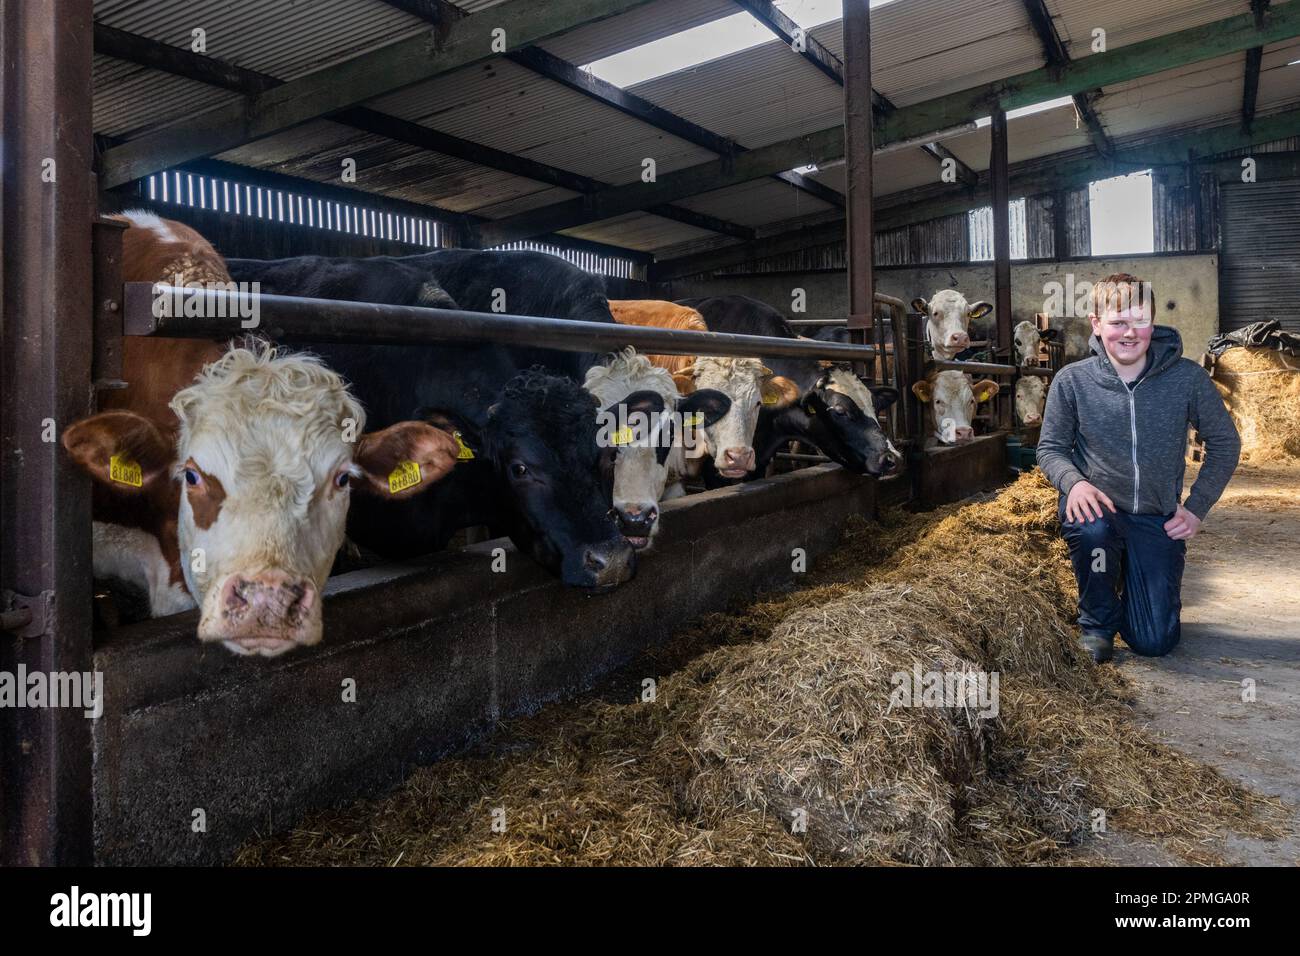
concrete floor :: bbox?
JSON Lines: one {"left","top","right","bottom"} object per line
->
{"left": 1099, "top": 462, "right": 1300, "bottom": 865}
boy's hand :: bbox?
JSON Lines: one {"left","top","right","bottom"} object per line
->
{"left": 1065, "top": 480, "right": 1116, "bottom": 523}
{"left": 1164, "top": 504, "right": 1201, "bottom": 541}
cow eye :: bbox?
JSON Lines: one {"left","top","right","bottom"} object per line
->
{"left": 510, "top": 462, "right": 528, "bottom": 479}
{"left": 335, "top": 471, "right": 350, "bottom": 489}
{"left": 183, "top": 467, "right": 202, "bottom": 487}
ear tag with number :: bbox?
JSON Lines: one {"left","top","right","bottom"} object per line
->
{"left": 453, "top": 431, "right": 475, "bottom": 460}
{"left": 388, "top": 460, "right": 422, "bottom": 494}
{"left": 611, "top": 426, "right": 636, "bottom": 446}
{"left": 682, "top": 412, "right": 703, "bottom": 427}
{"left": 110, "top": 454, "right": 143, "bottom": 488}
{"left": 762, "top": 393, "right": 779, "bottom": 406}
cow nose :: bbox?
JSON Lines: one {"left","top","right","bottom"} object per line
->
{"left": 878, "top": 454, "right": 899, "bottom": 475}
{"left": 954, "top": 426, "right": 974, "bottom": 443}
{"left": 1023, "top": 413, "right": 1042, "bottom": 426}
{"left": 947, "top": 331, "right": 970, "bottom": 348}
{"left": 617, "top": 504, "right": 658, "bottom": 541}
{"left": 721, "top": 447, "right": 755, "bottom": 473}
{"left": 580, "top": 538, "right": 636, "bottom": 588}
{"left": 217, "top": 570, "right": 318, "bottom": 652}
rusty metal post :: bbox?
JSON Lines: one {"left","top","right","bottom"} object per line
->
{"left": 0, "top": 0, "right": 97, "bottom": 865}
{"left": 990, "top": 105, "right": 1013, "bottom": 431}
{"left": 842, "top": 0, "right": 875, "bottom": 368}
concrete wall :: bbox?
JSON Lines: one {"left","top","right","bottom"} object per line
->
{"left": 662, "top": 252, "right": 1221, "bottom": 359}
{"left": 92, "top": 464, "right": 900, "bottom": 865}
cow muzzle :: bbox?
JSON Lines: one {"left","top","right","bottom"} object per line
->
{"left": 945, "top": 330, "right": 970, "bottom": 350}
{"left": 203, "top": 570, "right": 320, "bottom": 657}
{"left": 616, "top": 503, "right": 659, "bottom": 549}
{"left": 570, "top": 537, "right": 636, "bottom": 590}
{"left": 718, "top": 446, "right": 755, "bottom": 478}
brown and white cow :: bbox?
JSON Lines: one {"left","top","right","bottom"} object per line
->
{"left": 1014, "top": 374, "right": 1047, "bottom": 427}
{"left": 609, "top": 300, "right": 799, "bottom": 479}
{"left": 65, "top": 344, "right": 458, "bottom": 656}
{"left": 911, "top": 290, "right": 993, "bottom": 361}
{"left": 911, "top": 369, "right": 1000, "bottom": 447}
{"left": 65, "top": 212, "right": 456, "bottom": 655}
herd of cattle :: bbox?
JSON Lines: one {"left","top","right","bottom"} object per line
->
{"left": 64, "top": 211, "right": 1053, "bottom": 657}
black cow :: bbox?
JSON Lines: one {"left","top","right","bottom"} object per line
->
{"left": 227, "top": 249, "right": 636, "bottom": 589}
{"left": 676, "top": 295, "right": 901, "bottom": 480}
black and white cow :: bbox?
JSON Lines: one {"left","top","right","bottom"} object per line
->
{"left": 226, "top": 249, "right": 639, "bottom": 589}
{"left": 675, "top": 295, "right": 901, "bottom": 481}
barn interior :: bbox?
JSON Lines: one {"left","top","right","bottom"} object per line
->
{"left": 2, "top": 0, "right": 1299, "bottom": 866}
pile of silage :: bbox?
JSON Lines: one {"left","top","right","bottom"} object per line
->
{"left": 236, "top": 472, "right": 1287, "bottom": 867}
{"left": 1213, "top": 347, "right": 1300, "bottom": 461}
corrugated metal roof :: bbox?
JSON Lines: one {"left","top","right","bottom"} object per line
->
{"left": 91, "top": 0, "right": 1300, "bottom": 257}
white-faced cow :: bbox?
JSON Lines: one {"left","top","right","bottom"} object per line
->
{"left": 910, "top": 369, "right": 1000, "bottom": 447}
{"left": 1014, "top": 374, "right": 1047, "bottom": 428}
{"left": 609, "top": 299, "right": 801, "bottom": 482}
{"left": 911, "top": 290, "right": 993, "bottom": 361}
{"left": 1012, "top": 320, "right": 1059, "bottom": 367}
{"left": 583, "top": 348, "right": 730, "bottom": 548}
{"left": 65, "top": 344, "right": 458, "bottom": 656}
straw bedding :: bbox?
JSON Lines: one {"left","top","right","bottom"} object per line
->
{"left": 235, "top": 472, "right": 1287, "bottom": 867}
{"left": 1213, "top": 347, "right": 1300, "bottom": 462}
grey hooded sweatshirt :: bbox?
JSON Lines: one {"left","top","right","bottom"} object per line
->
{"left": 1036, "top": 325, "right": 1240, "bottom": 520}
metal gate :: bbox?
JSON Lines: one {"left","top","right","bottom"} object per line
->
{"left": 1220, "top": 179, "right": 1300, "bottom": 333}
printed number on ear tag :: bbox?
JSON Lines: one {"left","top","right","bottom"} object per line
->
{"left": 109, "top": 454, "right": 143, "bottom": 487}
{"left": 682, "top": 413, "right": 703, "bottom": 427}
{"left": 453, "top": 431, "right": 475, "bottom": 460}
{"left": 762, "top": 394, "right": 778, "bottom": 406}
{"left": 388, "top": 460, "right": 422, "bottom": 494}
{"left": 612, "top": 426, "right": 636, "bottom": 446}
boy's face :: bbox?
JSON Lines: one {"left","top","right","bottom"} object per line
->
{"left": 1090, "top": 300, "right": 1153, "bottom": 370}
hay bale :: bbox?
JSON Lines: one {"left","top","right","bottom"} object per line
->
{"left": 235, "top": 472, "right": 1287, "bottom": 867}
{"left": 1213, "top": 347, "right": 1300, "bottom": 461}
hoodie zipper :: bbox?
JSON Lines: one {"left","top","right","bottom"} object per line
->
{"left": 1126, "top": 384, "right": 1140, "bottom": 511}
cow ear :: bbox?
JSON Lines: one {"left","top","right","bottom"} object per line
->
{"left": 62, "top": 411, "right": 174, "bottom": 494}
{"left": 761, "top": 375, "right": 800, "bottom": 410}
{"left": 671, "top": 370, "right": 696, "bottom": 395}
{"left": 967, "top": 301, "right": 994, "bottom": 320}
{"left": 354, "top": 421, "right": 459, "bottom": 499}
{"left": 870, "top": 386, "right": 900, "bottom": 413}
{"left": 972, "top": 378, "right": 1001, "bottom": 403}
{"left": 604, "top": 389, "right": 665, "bottom": 422}
{"left": 1039, "top": 328, "right": 1059, "bottom": 341}
{"left": 911, "top": 297, "right": 928, "bottom": 314}
{"left": 678, "top": 388, "right": 731, "bottom": 428}
{"left": 911, "top": 380, "right": 934, "bottom": 403}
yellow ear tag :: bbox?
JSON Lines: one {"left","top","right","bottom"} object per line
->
{"left": 453, "top": 431, "right": 475, "bottom": 460}
{"left": 109, "top": 454, "right": 143, "bottom": 488}
{"left": 682, "top": 412, "right": 703, "bottom": 427}
{"left": 387, "top": 460, "right": 422, "bottom": 494}
{"left": 611, "top": 426, "right": 636, "bottom": 446}
{"left": 762, "top": 393, "right": 779, "bottom": 406}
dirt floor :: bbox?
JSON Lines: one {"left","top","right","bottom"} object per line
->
{"left": 1092, "top": 462, "right": 1300, "bottom": 866}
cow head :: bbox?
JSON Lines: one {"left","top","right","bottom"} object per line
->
{"left": 1013, "top": 320, "right": 1057, "bottom": 367}
{"left": 674, "top": 357, "right": 799, "bottom": 479}
{"left": 1015, "top": 375, "right": 1047, "bottom": 427}
{"left": 584, "top": 350, "right": 729, "bottom": 548}
{"left": 800, "top": 367, "right": 902, "bottom": 475}
{"left": 912, "top": 290, "right": 992, "bottom": 361}
{"left": 63, "top": 346, "right": 458, "bottom": 656}
{"left": 911, "top": 371, "right": 1000, "bottom": 445}
{"left": 479, "top": 369, "right": 637, "bottom": 590}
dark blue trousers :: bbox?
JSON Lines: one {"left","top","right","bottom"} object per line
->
{"left": 1058, "top": 498, "right": 1186, "bottom": 657}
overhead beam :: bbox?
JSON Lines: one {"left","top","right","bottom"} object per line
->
{"left": 484, "top": 4, "right": 1300, "bottom": 245}
{"left": 842, "top": 0, "right": 875, "bottom": 334}
{"left": 1021, "top": 0, "right": 1112, "bottom": 156}
{"left": 734, "top": 0, "right": 977, "bottom": 186}
{"left": 1243, "top": 1, "right": 1271, "bottom": 131}
{"left": 99, "top": 0, "right": 657, "bottom": 188}
{"left": 651, "top": 106, "right": 1300, "bottom": 279}
{"left": 383, "top": 0, "right": 841, "bottom": 211}
{"left": 94, "top": 23, "right": 751, "bottom": 240}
